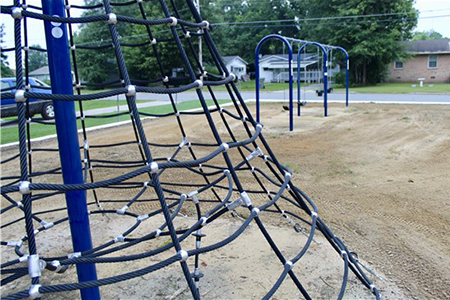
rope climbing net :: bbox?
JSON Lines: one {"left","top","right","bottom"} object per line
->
{"left": 1, "top": 1, "right": 379, "bottom": 299}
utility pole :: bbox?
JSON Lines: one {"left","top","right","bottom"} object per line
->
{"left": 196, "top": 0, "right": 202, "bottom": 68}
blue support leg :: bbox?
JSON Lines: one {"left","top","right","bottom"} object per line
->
{"left": 42, "top": 1, "right": 100, "bottom": 299}
{"left": 324, "top": 59, "right": 328, "bottom": 117}
{"left": 289, "top": 59, "right": 293, "bottom": 131}
{"left": 346, "top": 58, "right": 349, "bottom": 107}
{"left": 297, "top": 52, "right": 302, "bottom": 117}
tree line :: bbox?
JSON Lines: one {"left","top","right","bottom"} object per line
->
{"left": 1, "top": 0, "right": 440, "bottom": 85}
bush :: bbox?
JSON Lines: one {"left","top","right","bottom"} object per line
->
{"left": 334, "top": 71, "right": 346, "bottom": 87}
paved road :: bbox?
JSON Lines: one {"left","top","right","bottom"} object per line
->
{"left": 3, "top": 90, "right": 446, "bottom": 121}
{"left": 101, "top": 89, "right": 450, "bottom": 106}
{"left": 2, "top": 90, "right": 448, "bottom": 121}
{"left": 80, "top": 89, "right": 449, "bottom": 115}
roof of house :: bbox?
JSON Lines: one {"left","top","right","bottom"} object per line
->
{"left": 402, "top": 38, "right": 450, "bottom": 54}
{"left": 259, "top": 54, "right": 320, "bottom": 69}
{"left": 260, "top": 53, "right": 318, "bottom": 62}
{"left": 29, "top": 66, "right": 49, "bottom": 75}
{"left": 222, "top": 56, "right": 248, "bottom": 65}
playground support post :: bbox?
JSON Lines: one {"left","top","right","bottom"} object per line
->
{"left": 298, "top": 42, "right": 328, "bottom": 117}
{"left": 255, "top": 34, "right": 294, "bottom": 131}
{"left": 42, "top": 1, "right": 100, "bottom": 299}
{"left": 346, "top": 58, "right": 349, "bottom": 106}
{"left": 329, "top": 46, "right": 349, "bottom": 107}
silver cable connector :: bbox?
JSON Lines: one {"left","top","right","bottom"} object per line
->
{"left": 108, "top": 13, "right": 117, "bottom": 25}
{"left": 27, "top": 254, "right": 41, "bottom": 278}
{"left": 178, "top": 249, "right": 188, "bottom": 261}
{"left": 240, "top": 191, "right": 252, "bottom": 207}
{"left": 169, "top": 16, "right": 178, "bottom": 26}
{"left": 150, "top": 161, "right": 159, "bottom": 173}
{"left": 246, "top": 147, "right": 263, "bottom": 161}
{"left": 14, "top": 89, "right": 26, "bottom": 102}
{"left": 18, "top": 181, "right": 31, "bottom": 194}
{"left": 28, "top": 284, "right": 41, "bottom": 299}
{"left": 11, "top": 7, "right": 22, "bottom": 19}
{"left": 126, "top": 85, "right": 136, "bottom": 96}
{"left": 116, "top": 205, "right": 128, "bottom": 215}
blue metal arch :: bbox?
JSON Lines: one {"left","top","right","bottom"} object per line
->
{"left": 297, "top": 42, "right": 328, "bottom": 117}
{"left": 328, "top": 46, "right": 350, "bottom": 107}
{"left": 255, "top": 34, "right": 294, "bottom": 131}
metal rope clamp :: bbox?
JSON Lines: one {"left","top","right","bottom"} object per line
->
{"left": 201, "top": 20, "right": 210, "bottom": 29}
{"left": 227, "top": 191, "right": 252, "bottom": 210}
{"left": 18, "top": 181, "right": 31, "bottom": 194}
{"left": 179, "top": 136, "right": 188, "bottom": 148}
{"left": 28, "top": 284, "right": 41, "bottom": 299}
{"left": 11, "top": 7, "right": 23, "bottom": 19}
{"left": 126, "top": 85, "right": 136, "bottom": 96}
{"left": 246, "top": 147, "right": 263, "bottom": 161}
{"left": 108, "top": 13, "right": 117, "bottom": 25}
{"left": 169, "top": 16, "right": 178, "bottom": 27}
{"left": 14, "top": 90, "right": 26, "bottom": 103}
{"left": 27, "top": 254, "right": 43, "bottom": 278}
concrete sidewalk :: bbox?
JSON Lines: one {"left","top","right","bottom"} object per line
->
{"left": 78, "top": 100, "right": 167, "bottom": 116}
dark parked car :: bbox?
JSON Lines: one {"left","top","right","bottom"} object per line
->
{"left": 1, "top": 77, "right": 54, "bottom": 120}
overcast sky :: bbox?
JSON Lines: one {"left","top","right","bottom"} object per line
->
{"left": 1, "top": 0, "right": 450, "bottom": 69}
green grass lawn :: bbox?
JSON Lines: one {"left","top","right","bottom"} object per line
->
{"left": 76, "top": 99, "right": 153, "bottom": 111}
{"left": 334, "top": 83, "right": 450, "bottom": 94}
{"left": 216, "top": 80, "right": 321, "bottom": 92}
{"left": 237, "top": 81, "right": 288, "bottom": 91}
{"left": 0, "top": 99, "right": 154, "bottom": 123}
{"left": 1, "top": 99, "right": 231, "bottom": 145}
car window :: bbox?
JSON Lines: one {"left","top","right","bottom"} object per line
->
{"left": 1, "top": 81, "right": 10, "bottom": 89}
{"left": 33, "top": 79, "right": 50, "bottom": 87}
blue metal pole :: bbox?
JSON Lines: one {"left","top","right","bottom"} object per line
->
{"left": 288, "top": 49, "right": 293, "bottom": 131}
{"left": 298, "top": 42, "right": 328, "bottom": 116}
{"left": 297, "top": 48, "right": 302, "bottom": 117}
{"left": 345, "top": 57, "right": 349, "bottom": 107}
{"left": 41, "top": 1, "right": 100, "bottom": 299}
{"left": 255, "top": 34, "right": 294, "bottom": 130}
{"left": 324, "top": 51, "right": 328, "bottom": 117}
{"left": 332, "top": 46, "right": 350, "bottom": 107}
{"left": 255, "top": 49, "right": 261, "bottom": 123}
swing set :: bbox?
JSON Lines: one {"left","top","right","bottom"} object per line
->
{"left": 255, "top": 34, "right": 349, "bottom": 131}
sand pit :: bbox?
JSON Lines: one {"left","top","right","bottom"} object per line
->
{"left": 1, "top": 102, "right": 449, "bottom": 299}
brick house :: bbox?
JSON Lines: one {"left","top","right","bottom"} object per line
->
{"left": 388, "top": 38, "right": 450, "bottom": 83}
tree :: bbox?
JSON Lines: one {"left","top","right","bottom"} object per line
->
{"left": 73, "top": 0, "right": 418, "bottom": 85}
{"left": 1, "top": 24, "right": 14, "bottom": 77}
{"left": 73, "top": 0, "right": 126, "bottom": 84}
{"left": 27, "top": 45, "right": 48, "bottom": 72}
{"left": 297, "top": 0, "right": 418, "bottom": 85}
{"left": 202, "top": 0, "right": 305, "bottom": 66}
{"left": 74, "top": 0, "right": 306, "bottom": 81}
{"left": 412, "top": 30, "right": 445, "bottom": 40}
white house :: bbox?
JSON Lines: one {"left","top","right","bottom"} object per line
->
{"left": 222, "top": 56, "right": 248, "bottom": 79}
{"left": 29, "top": 66, "right": 50, "bottom": 81}
{"left": 29, "top": 66, "right": 76, "bottom": 83}
{"left": 258, "top": 54, "right": 340, "bottom": 83}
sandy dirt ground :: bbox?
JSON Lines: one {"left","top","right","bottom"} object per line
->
{"left": 1, "top": 102, "right": 449, "bottom": 299}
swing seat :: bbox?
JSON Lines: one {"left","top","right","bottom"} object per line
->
{"left": 282, "top": 101, "right": 306, "bottom": 111}
{"left": 316, "top": 87, "right": 333, "bottom": 97}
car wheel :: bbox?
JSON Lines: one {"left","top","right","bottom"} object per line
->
{"left": 41, "top": 103, "right": 55, "bottom": 120}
